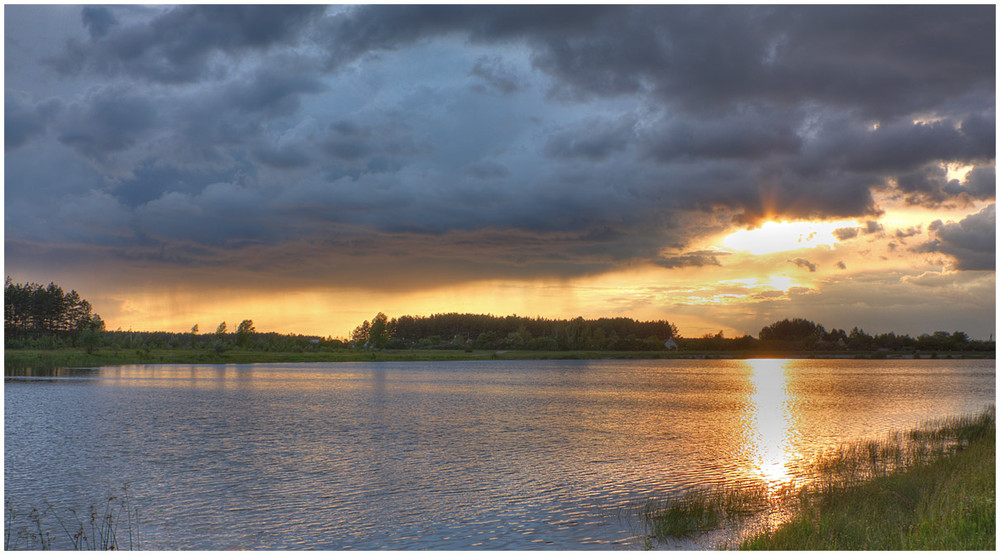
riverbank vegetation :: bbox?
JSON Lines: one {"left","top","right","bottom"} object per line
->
{"left": 4, "top": 279, "right": 994, "bottom": 368}
{"left": 4, "top": 487, "right": 140, "bottom": 550}
{"left": 643, "top": 406, "right": 996, "bottom": 550}
{"left": 5, "top": 345, "right": 993, "bottom": 372}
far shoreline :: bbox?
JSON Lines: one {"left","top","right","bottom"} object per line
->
{"left": 4, "top": 347, "right": 995, "bottom": 371}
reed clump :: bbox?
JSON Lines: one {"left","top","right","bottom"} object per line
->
{"left": 643, "top": 405, "right": 995, "bottom": 550}
{"left": 4, "top": 486, "right": 140, "bottom": 551}
{"left": 642, "top": 479, "right": 776, "bottom": 538}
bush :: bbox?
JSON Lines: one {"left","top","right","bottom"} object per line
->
{"left": 212, "top": 340, "right": 227, "bottom": 355}
{"left": 79, "top": 328, "right": 101, "bottom": 355}
{"left": 527, "top": 337, "right": 558, "bottom": 350}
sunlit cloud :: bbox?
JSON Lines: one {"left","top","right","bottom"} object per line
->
{"left": 719, "top": 276, "right": 797, "bottom": 292}
{"left": 722, "top": 220, "right": 860, "bottom": 255}
{"left": 945, "top": 163, "right": 975, "bottom": 182}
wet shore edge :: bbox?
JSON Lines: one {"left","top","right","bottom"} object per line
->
{"left": 643, "top": 406, "right": 996, "bottom": 550}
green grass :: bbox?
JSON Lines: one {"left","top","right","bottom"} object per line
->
{"left": 5, "top": 347, "right": 993, "bottom": 371}
{"left": 3, "top": 347, "right": 501, "bottom": 368}
{"left": 741, "top": 430, "right": 995, "bottom": 550}
{"left": 3, "top": 347, "right": 722, "bottom": 369}
{"left": 643, "top": 407, "right": 996, "bottom": 550}
{"left": 642, "top": 481, "right": 773, "bottom": 538}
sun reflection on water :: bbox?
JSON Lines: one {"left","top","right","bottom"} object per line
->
{"left": 746, "top": 359, "right": 793, "bottom": 486}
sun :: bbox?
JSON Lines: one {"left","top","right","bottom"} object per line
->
{"left": 722, "top": 220, "right": 859, "bottom": 255}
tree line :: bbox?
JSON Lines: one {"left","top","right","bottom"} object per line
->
{"left": 82, "top": 322, "right": 347, "bottom": 355}
{"left": 4, "top": 279, "right": 993, "bottom": 355}
{"left": 5, "top": 277, "right": 105, "bottom": 346}
{"left": 682, "top": 317, "right": 994, "bottom": 353}
{"left": 348, "top": 313, "right": 993, "bottom": 353}
{"left": 350, "top": 312, "right": 678, "bottom": 351}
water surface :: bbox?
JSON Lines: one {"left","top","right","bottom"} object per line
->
{"left": 5, "top": 358, "right": 994, "bottom": 549}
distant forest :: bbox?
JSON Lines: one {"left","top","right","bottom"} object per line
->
{"left": 349, "top": 312, "right": 995, "bottom": 353}
{"left": 349, "top": 312, "right": 678, "bottom": 351}
{"left": 4, "top": 278, "right": 995, "bottom": 354}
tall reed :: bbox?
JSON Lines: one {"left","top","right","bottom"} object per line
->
{"left": 4, "top": 486, "right": 140, "bottom": 551}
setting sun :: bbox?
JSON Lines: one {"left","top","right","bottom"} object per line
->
{"left": 722, "top": 220, "right": 859, "bottom": 255}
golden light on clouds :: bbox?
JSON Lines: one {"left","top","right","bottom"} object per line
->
{"left": 722, "top": 220, "right": 859, "bottom": 255}
{"left": 65, "top": 190, "right": 989, "bottom": 341}
{"left": 722, "top": 276, "right": 796, "bottom": 291}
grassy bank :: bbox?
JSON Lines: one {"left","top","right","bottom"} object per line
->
{"left": 644, "top": 407, "right": 996, "bottom": 550}
{"left": 4, "top": 347, "right": 500, "bottom": 368}
{"left": 3, "top": 347, "right": 694, "bottom": 369}
{"left": 741, "top": 431, "right": 994, "bottom": 550}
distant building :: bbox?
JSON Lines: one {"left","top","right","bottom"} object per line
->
{"left": 664, "top": 338, "right": 679, "bottom": 350}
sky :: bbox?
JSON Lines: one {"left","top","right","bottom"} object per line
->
{"left": 4, "top": 4, "right": 996, "bottom": 340}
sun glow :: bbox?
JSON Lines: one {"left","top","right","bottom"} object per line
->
{"left": 720, "top": 275, "right": 797, "bottom": 292}
{"left": 722, "top": 220, "right": 859, "bottom": 255}
{"left": 945, "top": 162, "right": 974, "bottom": 182}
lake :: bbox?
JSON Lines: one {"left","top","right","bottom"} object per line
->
{"left": 4, "top": 358, "right": 995, "bottom": 549}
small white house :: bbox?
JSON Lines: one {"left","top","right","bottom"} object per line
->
{"left": 664, "top": 338, "right": 679, "bottom": 350}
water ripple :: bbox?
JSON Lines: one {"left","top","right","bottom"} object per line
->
{"left": 5, "top": 359, "right": 994, "bottom": 549}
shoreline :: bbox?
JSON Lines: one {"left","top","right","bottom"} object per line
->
{"left": 4, "top": 347, "right": 995, "bottom": 370}
{"left": 643, "top": 407, "right": 996, "bottom": 550}
{"left": 740, "top": 421, "right": 995, "bottom": 549}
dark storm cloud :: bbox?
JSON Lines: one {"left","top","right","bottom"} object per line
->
{"left": 317, "top": 4, "right": 613, "bottom": 69}
{"left": 252, "top": 143, "right": 313, "bottom": 170}
{"left": 321, "top": 119, "right": 427, "bottom": 165}
{"left": 642, "top": 107, "right": 801, "bottom": 161}
{"left": 918, "top": 204, "right": 996, "bottom": 271}
{"left": 895, "top": 163, "right": 996, "bottom": 207}
{"left": 4, "top": 93, "right": 62, "bottom": 151}
{"left": 957, "top": 166, "right": 996, "bottom": 201}
{"left": 528, "top": 5, "right": 994, "bottom": 116}
{"left": 315, "top": 3, "right": 986, "bottom": 116}
{"left": 802, "top": 116, "right": 993, "bottom": 176}
{"left": 111, "top": 161, "right": 247, "bottom": 208}
{"left": 464, "top": 161, "right": 510, "bottom": 180}
{"left": 543, "top": 116, "right": 635, "bottom": 161}
{"left": 6, "top": 4, "right": 996, "bottom": 290}
{"left": 652, "top": 251, "right": 728, "bottom": 269}
{"left": 81, "top": 6, "right": 117, "bottom": 39}
{"left": 55, "top": 85, "right": 157, "bottom": 166}
{"left": 469, "top": 56, "right": 523, "bottom": 95}
{"left": 743, "top": 165, "right": 882, "bottom": 225}
{"left": 224, "top": 65, "right": 328, "bottom": 117}
{"left": 51, "top": 5, "right": 326, "bottom": 83}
